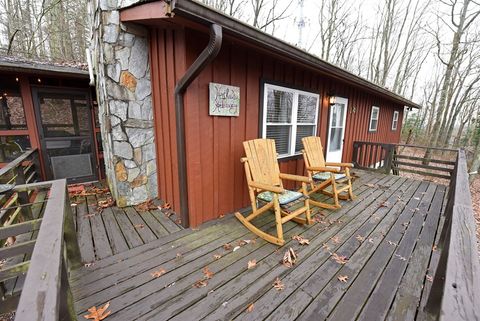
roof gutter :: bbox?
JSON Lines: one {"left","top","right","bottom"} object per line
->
{"left": 169, "top": 0, "right": 421, "bottom": 109}
{"left": 174, "top": 23, "right": 222, "bottom": 227}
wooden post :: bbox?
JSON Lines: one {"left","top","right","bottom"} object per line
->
{"left": 383, "top": 144, "right": 395, "bottom": 175}
{"left": 63, "top": 187, "right": 82, "bottom": 270}
{"left": 14, "top": 166, "right": 32, "bottom": 220}
{"left": 59, "top": 261, "right": 76, "bottom": 321}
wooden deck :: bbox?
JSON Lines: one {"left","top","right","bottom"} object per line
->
{"left": 70, "top": 188, "right": 183, "bottom": 263}
{"left": 70, "top": 170, "right": 447, "bottom": 320}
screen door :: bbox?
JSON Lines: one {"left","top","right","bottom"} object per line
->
{"left": 326, "top": 97, "right": 348, "bottom": 163}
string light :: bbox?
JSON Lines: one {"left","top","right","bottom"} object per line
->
{"left": 37, "top": 78, "right": 41, "bottom": 83}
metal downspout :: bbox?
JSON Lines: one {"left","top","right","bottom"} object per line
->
{"left": 174, "top": 24, "right": 222, "bottom": 227}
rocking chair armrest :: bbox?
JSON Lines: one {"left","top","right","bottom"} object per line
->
{"left": 307, "top": 166, "right": 341, "bottom": 173}
{"left": 248, "top": 181, "right": 285, "bottom": 194}
{"left": 279, "top": 173, "right": 312, "bottom": 183}
{"left": 325, "top": 162, "right": 353, "bottom": 168}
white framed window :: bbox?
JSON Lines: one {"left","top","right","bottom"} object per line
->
{"left": 262, "top": 83, "right": 320, "bottom": 157}
{"left": 369, "top": 106, "right": 380, "bottom": 132}
{"left": 391, "top": 110, "right": 399, "bottom": 130}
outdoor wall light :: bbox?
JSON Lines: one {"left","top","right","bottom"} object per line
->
{"left": 328, "top": 93, "right": 336, "bottom": 106}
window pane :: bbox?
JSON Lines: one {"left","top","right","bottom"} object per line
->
{"left": 266, "top": 88, "right": 293, "bottom": 123}
{"left": 0, "top": 77, "right": 27, "bottom": 130}
{"left": 39, "top": 94, "right": 91, "bottom": 137}
{"left": 371, "top": 119, "right": 378, "bottom": 131}
{"left": 266, "top": 125, "right": 291, "bottom": 155}
{"left": 329, "top": 128, "right": 342, "bottom": 152}
{"left": 297, "top": 95, "right": 317, "bottom": 123}
{"left": 0, "top": 135, "right": 31, "bottom": 163}
{"left": 331, "top": 104, "right": 345, "bottom": 127}
{"left": 295, "top": 125, "right": 315, "bottom": 152}
{"left": 372, "top": 108, "right": 379, "bottom": 120}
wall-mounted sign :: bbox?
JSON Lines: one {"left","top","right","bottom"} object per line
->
{"left": 209, "top": 82, "right": 240, "bottom": 117}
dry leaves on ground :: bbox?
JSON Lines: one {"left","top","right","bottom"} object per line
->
{"left": 223, "top": 243, "right": 232, "bottom": 251}
{"left": 355, "top": 235, "right": 365, "bottom": 242}
{"left": 426, "top": 275, "right": 433, "bottom": 282}
{"left": 151, "top": 268, "right": 167, "bottom": 278}
{"left": 292, "top": 235, "right": 310, "bottom": 245}
{"left": 84, "top": 302, "right": 111, "bottom": 321}
{"left": 272, "top": 277, "right": 285, "bottom": 291}
{"left": 159, "top": 202, "right": 171, "bottom": 210}
{"left": 203, "top": 267, "right": 215, "bottom": 279}
{"left": 331, "top": 236, "right": 341, "bottom": 244}
{"left": 379, "top": 201, "right": 390, "bottom": 208}
{"left": 213, "top": 254, "right": 222, "bottom": 260}
{"left": 193, "top": 279, "right": 208, "bottom": 288}
{"left": 337, "top": 275, "right": 349, "bottom": 283}
{"left": 365, "top": 183, "right": 376, "bottom": 188}
{"left": 135, "top": 199, "right": 157, "bottom": 212}
{"left": 246, "top": 303, "right": 255, "bottom": 313}
{"left": 282, "top": 247, "right": 297, "bottom": 268}
{"left": 134, "top": 224, "right": 144, "bottom": 229}
{"left": 247, "top": 260, "right": 257, "bottom": 269}
{"left": 97, "top": 198, "right": 115, "bottom": 209}
{"left": 331, "top": 253, "right": 349, "bottom": 265}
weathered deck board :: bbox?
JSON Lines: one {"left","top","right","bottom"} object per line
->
{"left": 70, "top": 171, "right": 446, "bottom": 321}
{"left": 71, "top": 186, "right": 183, "bottom": 262}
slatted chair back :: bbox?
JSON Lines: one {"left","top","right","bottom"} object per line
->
{"left": 302, "top": 136, "right": 326, "bottom": 169}
{"left": 243, "top": 139, "right": 283, "bottom": 188}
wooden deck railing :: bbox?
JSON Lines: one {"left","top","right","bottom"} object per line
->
{"left": 0, "top": 150, "right": 81, "bottom": 320}
{"left": 0, "top": 149, "right": 40, "bottom": 226}
{"left": 353, "top": 142, "right": 480, "bottom": 319}
{"left": 424, "top": 149, "right": 480, "bottom": 320}
{"left": 352, "top": 141, "right": 458, "bottom": 180}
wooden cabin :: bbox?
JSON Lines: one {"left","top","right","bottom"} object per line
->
{"left": 115, "top": 0, "right": 421, "bottom": 227}
{"left": 0, "top": 57, "right": 104, "bottom": 182}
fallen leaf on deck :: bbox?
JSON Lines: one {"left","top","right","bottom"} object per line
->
{"left": 387, "top": 240, "right": 398, "bottom": 246}
{"left": 246, "top": 303, "right": 254, "bottom": 313}
{"left": 203, "top": 267, "right": 215, "bottom": 279}
{"left": 322, "top": 243, "right": 331, "bottom": 251}
{"left": 413, "top": 197, "right": 420, "bottom": 200}
{"left": 355, "top": 235, "right": 365, "bottom": 242}
{"left": 368, "top": 238, "right": 375, "bottom": 243}
{"left": 379, "top": 201, "right": 390, "bottom": 208}
{"left": 71, "top": 203, "right": 78, "bottom": 207}
{"left": 218, "top": 214, "right": 225, "bottom": 218}
{"left": 292, "top": 235, "right": 310, "bottom": 245}
{"left": 426, "top": 275, "right": 433, "bottom": 282}
{"left": 394, "top": 254, "right": 407, "bottom": 261}
{"left": 282, "top": 247, "right": 297, "bottom": 268}
{"left": 432, "top": 245, "right": 437, "bottom": 251}
{"left": 338, "top": 275, "right": 349, "bottom": 283}
{"left": 222, "top": 302, "right": 228, "bottom": 307}
{"left": 84, "top": 262, "right": 94, "bottom": 268}
{"left": 272, "top": 277, "right": 285, "bottom": 291}
{"left": 213, "top": 254, "right": 222, "bottom": 260}
{"left": 176, "top": 253, "right": 182, "bottom": 258}
{"left": 331, "top": 236, "right": 341, "bottom": 244}
{"left": 233, "top": 246, "right": 241, "bottom": 252}
{"left": 223, "top": 243, "right": 232, "bottom": 251}
{"left": 84, "top": 302, "right": 111, "bottom": 321}
{"left": 135, "top": 199, "right": 157, "bottom": 212}
{"left": 331, "top": 253, "right": 349, "bottom": 264}
{"left": 151, "top": 268, "right": 167, "bottom": 278}
{"left": 193, "top": 279, "right": 208, "bottom": 288}
{"left": 160, "top": 202, "right": 171, "bottom": 210}
{"left": 175, "top": 218, "right": 182, "bottom": 225}
{"left": 365, "top": 183, "right": 376, "bottom": 188}
{"left": 247, "top": 260, "right": 257, "bottom": 269}
{"left": 134, "top": 224, "right": 144, "bottom": 229}
{"left": 98, "top": 198, "right": 115, "bottom": 209}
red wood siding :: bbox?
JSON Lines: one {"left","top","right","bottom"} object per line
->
{"left": 149, "top": 28, "right": 404, "bottom": 227}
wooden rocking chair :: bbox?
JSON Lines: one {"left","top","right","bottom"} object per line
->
{"left": 301, "top": 136, "right": 355, "bottom": 209}
{"left": 235, "top": 139, "right": 312, "bottom": 246}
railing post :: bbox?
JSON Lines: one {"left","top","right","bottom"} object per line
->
{"left": 59, "top": 260, "right": 76, "bottom": 321}
{"left": 352, "top": 142, "right": 359, "bottom": 167}
{"left": 383, "top": 144, "right": 395, "bottom": 175}
{"left": 14, "top": 166, "right": 32, "bottom": 220}
{"left": 63, "top": 187, "right": 82, "bottom": 270}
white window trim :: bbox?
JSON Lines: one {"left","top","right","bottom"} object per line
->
{"left": 262, "top": 83, "right": 320, "bottom": 158}
{"left": 369, "top": 106, "right": 380, "bottom": 132}
{"left": 392, "top": 110, "right": 399, "bottom": 131}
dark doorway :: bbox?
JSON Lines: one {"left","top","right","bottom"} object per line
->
{"left": 32, "top": 88, "right": 98, "bottom": 183}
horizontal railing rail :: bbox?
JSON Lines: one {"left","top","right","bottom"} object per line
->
{"left": 425, "top": 149, "right": 480, "bottom": 320}
{"left": 0, "top": 148, "right": 40, "bottom": 227}
{"left": 352, "top": 141, "right": 458, "bottom": 181}
{"left": 0, "top": 179, "right": 81, "bottom": 321}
